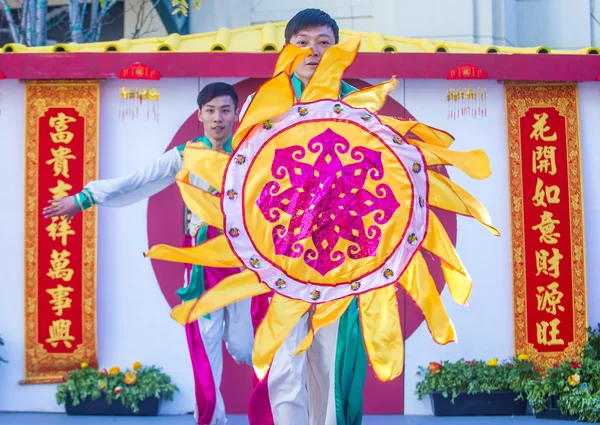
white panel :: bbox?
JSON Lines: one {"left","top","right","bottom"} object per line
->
{"left": 577, "top": 82, "right": 600, "bottom": 328}
{"left": 401, "top": 80, "right": 513, "bottom": 414}
{"left": 0, "top": 77, "right": 244, "bottom": 413}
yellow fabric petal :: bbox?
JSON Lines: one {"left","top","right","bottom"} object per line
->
{"left": 422, "top": 211, "right": 471, "bottom": 305}
{"left": 182, "top": 145, "right": 229, "bottom": 190}
{"left": 253, "top": 295, "right": 311, "bottom": 380}
{"left": 176, "top": 169, "right": 223, "bottom": 229}
{"left": 301, "top": 36, "right": 361, "bottom": 103}
{"left": 358, "top": 286, "right": 404, "bottom": 381}
{"left": 406, "top": 139, "right": 491, "bottom": 180}
{"left": 341, "top": 77, "right": 398, "bottom": 113}
{"left": 273, "top": 43, "right": 311, "bottom": 76}
{"left": 233, "top": 72, "right": 295, "bottom": 150}
{"left": 398, "top": 252, "right": 456, "bottom": 344}
{"left": 170, "top": 270, "right": 270, "bottom": 324}
{"left": 294, "top": 297, "right": 353, "bottom": 356}
{"left": 428, "top": 171, "right": 500, "bottom": 236}
{"left": 145, "top": 235, "right": 242, "bottom": 268}
{"left": 380, "top": 116, "right": 454, "bottom": 148}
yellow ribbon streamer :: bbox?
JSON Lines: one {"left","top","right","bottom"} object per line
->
{"left": 170, "top": 270, "right": 270, "bottom": 324}
{"left": 358, "top": 285, "right": 404, "bottom": 381}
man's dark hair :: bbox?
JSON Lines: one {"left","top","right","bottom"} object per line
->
{"left": 284, "top": 8, "right": 340, "bottom": 44}
{"left": 197, "top": 82, "right": 239, "bottom": 110}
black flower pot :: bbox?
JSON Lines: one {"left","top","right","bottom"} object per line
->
{"left": 65, "top": 394, "right": 160, "bottom": 416}
{"left": 534, "top": 396, "right": 579, "bottom": 421}
{"left": 430, "top": 391, "right": 528, "bottom": 416}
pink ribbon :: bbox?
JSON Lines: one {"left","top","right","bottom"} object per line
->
{"left": 248, "top": 293, "right": 275, "bottom": 425}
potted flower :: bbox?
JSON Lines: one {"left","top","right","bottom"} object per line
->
{"left": 56, "top": 361, "right": 178, "bottom": 416}
{"left": 416, "top": 355, "right": 540, "bottom": 416}
{"left": 525, "top": 324, "right": 600, "bottom": 422}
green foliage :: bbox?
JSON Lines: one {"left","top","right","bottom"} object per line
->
{"left": 582, "top": 324, "right": 600, "bottom": 361}
{"left": 415, "top": 356, "right": 539, "bottom": 403}
{"left": 525, "top": 357, "right": 600, "bottom": 422}
{"left": 55, "top": 364, "right": 178, "bottom": 414}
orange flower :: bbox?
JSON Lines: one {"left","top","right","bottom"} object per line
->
{"left": 517, "top": 353, "right": 530, "bottom": 361}
{"left": 109, "top": 366, "right": 120, "bottom": 375}
{"left": 428, "top": 362, "right": 442, "bottom": 374}
{"left": 133, "top": 361, "right": 142, "bottom": 371}
{"left": 568, "top": 374, "right": 580, "bottom": 387}
{"left": 124, "top": 372, "right": 137, "bottom": 386}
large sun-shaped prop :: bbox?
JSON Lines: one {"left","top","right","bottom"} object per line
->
{"left": 146, "top": 37, "right": 499, "bottom": 382}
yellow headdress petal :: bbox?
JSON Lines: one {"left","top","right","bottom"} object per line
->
{"left": 145, "top": 235, "right": 242, "bottom": 269}
{"left": 398, "top": 252, "right": 456, "bottom": 344}
{"left": 233, "top": 72, "right": 295, "bottom": 150}
{"left": 176, "top": 169, "right": 223, "bottom": 229}
{"left": 407, "top": 139, "right": 491, "bottom": 180}
{"left": 273, "top": 43, "right": 312, "bottom": 76}
{"left": 182, "top": 145, "right": 230, "bottom": 190}
{"left": 380, "top": 117, "right": 455, "bottom": 148}
{"left": 341, "top": 77, "right": 398, "bottom": 113}
{"left": 358, "top": 286, "right": 403, "bottom": 381}
{"left": 301, "top": 36, "right": 360, "bottom": 103}
{"left": 293, "top": 297, "right": 353, "bottom": 356}
{"left": 422, "top": 211, "right": 472, "bottom": 305}
{"left": 170, "top": 270, "right": 270, "bottom": 324}
{"left": 253, "top": 295, "right": 311, "bottom": 380}
{"left": 428, "top": 170, "right": 500, "bottom": 236}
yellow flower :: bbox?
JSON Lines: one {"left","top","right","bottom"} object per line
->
{"left": 568, "top": 374, "right": 580, "bottom": 387}
{"left": 517, "top": 353, "right": 530, "bottom": 361}
{"left": 80, "top": 362, "right": 89, "bottom": 369}
{"left": 124, "top": 372, "right": 137, "bottom": 386}
{"left": 109, "top": 366, "right": 121, "bottom": 375}
{"left": 133, "top": 361, "right": 142, "bottom": 371}
{"left": 487, "top": 358, "right": 499, "bottom": 367}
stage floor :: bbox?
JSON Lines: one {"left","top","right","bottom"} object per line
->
{"left": 0, "top": 413, "right": 567, "bottom": 424}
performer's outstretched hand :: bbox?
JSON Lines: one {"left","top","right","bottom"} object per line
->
{"left": 43, "top": 196, "right": 79, "bottom": 222}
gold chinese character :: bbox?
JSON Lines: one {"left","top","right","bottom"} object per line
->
{"left": 536, "top": 282, "right": 565, "bottom": 315}
{"left": 47, "top": 249, "right": 74, "bottom": 282}
{"left": 533, "top": 146, "right": 557, "bottom": 175}
{"left": 532, "top": 211, "right": 560, "bottom": 244}
{"left": 535, "top": 248, "right": 563, "bottom": 278}
{"left": 45, "top": 319, "right": 75, "bottom": 348}
{"left": 532, "top": 178, "right": 560, "bottom": 208}
{"left": 46, "top": 146, "right": 76, "bottom": 178}
{"left": 46, "top": 284, "right": 74, "bottom": 317}
{"left": 46, "top": 216, "right": 76, "bottom": 246}
{"left": 536, "top": 318, "right": 564, "bottom": 346}
{"left": 49, "top": 113, "right": 76, "bottom": 144}
{"left": 530, "top": 112, "right": 557, "bottom": 142}
{"left": 49, "top": 180, "right": 73, "bottom": 200}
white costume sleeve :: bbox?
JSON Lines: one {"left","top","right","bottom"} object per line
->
{"left": 85, "top": 147, "right": 183, "bottom": 208}
{"left": 239, "top": 94, "right": 254, "bottom": 121}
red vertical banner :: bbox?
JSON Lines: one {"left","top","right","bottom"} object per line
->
{"left": 23, "top": 81, "right": 99, "bottom": 383}
{"left": 506, "top": 82, "right": 587, "bottom": 370}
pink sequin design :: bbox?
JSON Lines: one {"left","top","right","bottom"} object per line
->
{"left": 256, "top": 128, "right": 400, "bottom": 276}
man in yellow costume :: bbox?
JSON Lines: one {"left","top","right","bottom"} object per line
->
{"left": 147, "top": 8, "right": 498, "bottom": 425}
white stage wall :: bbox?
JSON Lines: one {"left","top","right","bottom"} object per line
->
{"left": 0, "top": 77, "right": 598, "bottom": 414}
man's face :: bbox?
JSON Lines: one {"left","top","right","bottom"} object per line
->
{"left": 290, "top": 25, "right": 335, "bottom": 83}
{"left": 197, "top": 95, "right": 238, "bottom": 143}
